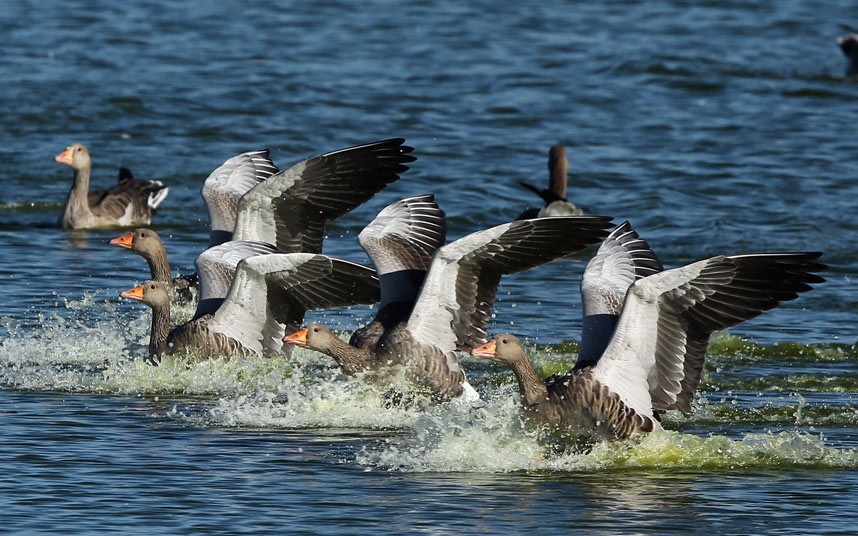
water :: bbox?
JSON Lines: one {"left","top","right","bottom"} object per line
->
{"left": 1, "top": 0, "right": 857, "bottom": 533}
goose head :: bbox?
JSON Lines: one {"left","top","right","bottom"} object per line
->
{"left": 283, "top": 323, "right": 340, "bottom": 353}
{"left": 471, "top": 334, "right": 527, "bottom": 366}
{"left": 109, "top": 228, "right": 165, "bottom": 258}
{"left": 55, "top": 143, "right": 91, "bottom": 171}
{"left": 120, "top": 280, "right": 171, "bottom": 309}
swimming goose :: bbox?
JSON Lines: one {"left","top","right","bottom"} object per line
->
{"left": 285, "top": 215, "right": 613, "bottom": 401}
{"left": 111, "top": 139, "right": 414, "bottom": 302}
{"left": 55, "top": 143, "right": 170, "bottom": 229}
{"left": 472, "top": 252, "right": 826, "bottom": 447}
{"left": 109, "top": 228, "right": 198, "bottom": 304}
{"left": 517, "top": 146, "right": 583, "bottom": 219}
{"left": 837, "top": 26, "right": 858, "bottom": 77}
{"left": 121, "top": 244, "right": 380, "bottom": 362}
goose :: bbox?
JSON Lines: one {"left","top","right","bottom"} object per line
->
{"left": 472, "top": 250, "right": 826, "bottom": 448}
{"left": 285, "top": 214, "right": 613, "bottom": 401}
{"left": 55, "top": 143, "right": 170, "bottom": 230}
{"left": 347, "top": 194, "right": 448, "bottom": 353}
{"left": 837, "top": 25, "right": 858, "bottom": 77}
{"left": 109, "top": 149, "right": 279, "bottom": 302}
{"left": 517, "top": 146, "right": 583, "bottom": 219}
{"left": 110, "top": 138, "right": 414, "bottom": 302}
{"left": 109, "top": 228, "right": 198, "bottom": 304}
{"left": 121, "top": 243, "right": 380, "bottom": 362}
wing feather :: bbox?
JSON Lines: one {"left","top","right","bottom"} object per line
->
{"left": 407, "top": 216, "right": 613, "bottom": 354}
{"left": 233, "top": 138, "right": 415, "bottom": 252}
{"left": 594, "top": 252, "right": 826, "bottom": 416}
{"left": 201, "top": 149, "right": 278, "bottom": 246}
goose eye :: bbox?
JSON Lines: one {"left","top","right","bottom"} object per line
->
{"left": 501, "top": 338, "right": 508, "bottom": 344}
{"left": 149, "top": 284, "right": 155, "bottom": 290}
{"left": 313, "top": 327, "right": 320, "bottom": 333}
{"left": 76, "top": 147, "right": 82, "bottom": 152}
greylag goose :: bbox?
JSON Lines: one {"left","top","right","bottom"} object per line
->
{"left": 121, "top": 243, "right": 380, "bottom": 362}
{"left": 55, "top": 143, "right": 170, "bottom": 229}
{"left": 285, "top": 214, "right": 613, "bottom": 401}
{"left": 111, "top": 138, "right": 414, "bottom": 302}
{"left": 109, "top": 228, "right": 198, "bottom": 304}
{"left": 517, "top": 146, "right": 583, "bottom": 219}
{"left": 472, "top": 251, "right": 826, "bottom": 448}
{"left": 837, "top": 25, "right": 858, "bottom": 77}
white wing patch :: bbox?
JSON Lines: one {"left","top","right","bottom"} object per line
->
{"left": 233, "top": 163, "right": 306, "bottom": 245}
{"left": 406, "top": 223, "right": 508, "bottom": 354}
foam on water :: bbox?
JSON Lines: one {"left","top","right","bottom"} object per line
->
{"left": 2, "top": 297, "right": 855, "bottom": 476}
{"left": 356, "top": 392, "right": 858, "bottom": 474}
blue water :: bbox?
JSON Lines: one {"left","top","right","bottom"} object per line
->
{"left": 1, "top": 0, "right": 857, "bottom": 534}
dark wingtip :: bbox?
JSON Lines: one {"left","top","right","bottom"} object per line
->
{"left": 118, "top": 166, "right": 135, "bottom": 181}
{"left": 517, "top": 180, "right": 565, "bottom": 204}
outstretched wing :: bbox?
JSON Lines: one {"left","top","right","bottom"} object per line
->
{"left": 193, "top": 240, "right": 278, "bottom": 317}
{"left": 406, "top": 216, "right": 613, "bottom": 355}
{"left": 233, "top": 138, "right": 416, "bottom": 253}
{"left": 201, "top": 149, "right": 279, "bottom": 247}
{"left": 359, "top": 194, "right": 446, "bottom": 308}
{"left": 593, "top": 252, "right": 825, "bottom": 417}
{"left": 576, "top": 221, "right": 663, "bottom": 368}
{"left": 207, "top": 253, "right": 379, "bottom": 356}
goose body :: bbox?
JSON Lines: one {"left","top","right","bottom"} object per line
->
{"left": 111, "top": 138, "right": 414, "bottom": 305}
{"left": 56, "top": 143, "right": 169, "bottom": 230}
{"left": 474, "top": 250, "right": 826, "bottom": 448}
{"left": 517, "top": 146, "right": 582, "bottom": 219}
{"left": 286, "top": 211, "right": 613, "bottom": 401}
{"left": 121, "top": 244, "right": 380, "bottom": 362}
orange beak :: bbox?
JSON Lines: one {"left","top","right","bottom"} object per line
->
{"left": 120, "top": 285, "right": 145, "bottom": 301}
{"left": 471, "top": 340, "right": 497, "bottom": 359}
{"left": 283, "top": 328, "right": 308, "bottom": 346}
{"left": 55, "top": 147, "right": 73, "bottom": 165}
{"left": 109, "top": 232, "right": 135, "bottom": 249}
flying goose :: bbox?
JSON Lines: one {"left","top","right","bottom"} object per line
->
{"left": 285, "top": 214, "right": 613, "bottom": 401}
{"left": 517, "top": 146, "right": 583, "bottom": 219}
{"left": 55, "top": 143, "right": 170, "bottom": 230}
{"left": 472, "top": 251, "right": 826, "bottom": 448}
{"left": 110, "top": 138, "right": 415, "bottom": 302}
{"left": 121, "top": 243, "right": 380, "bottom": 362}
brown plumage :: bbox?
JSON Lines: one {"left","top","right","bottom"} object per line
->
{"left": 473, "top": 335, "right": 659, "bottom": 447}
{"left": 474, "top": 251, "right": 826, "bottom": 449}
{"left": 517, "top": 145, "right": 582, "bottom": 219}
{"left": 55, "top": 143, "right": 169, "bottom": 229}
{"left": 121, "top": 251, "right": 380, "bottom": 362}
{"left": 286, "top": 214, "right": 614, "bottom": 401}
{"left": 109, "top": 228, "right": 198, "bottom": 304}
